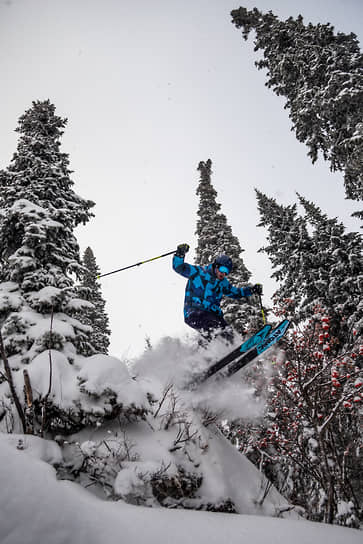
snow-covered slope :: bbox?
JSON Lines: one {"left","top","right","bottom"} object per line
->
{"left": 1, "top": 437, "right": 361, "bottom": 544}
{"left": 203, "top": 425, "right": 298, "bottom": 517}
{"left": 0, "top": 334, "right": 298, "bottom": 516}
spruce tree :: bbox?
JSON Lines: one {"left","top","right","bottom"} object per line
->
{"left": 195, "top": 160, "right": 261, "bottom": 334}
{"left": 297, "top": 194, "right": 363, "bottom": 346}
{"left": 231, "top": 8, "right": 363, "bottom": 220}
{"left": 256, "top": 190, "right": 362, "bottom": 351}
{"left": 255, "top": 190, "right": 312, "bottom": 320}
{"left": 0, "top": 100, "right": 95, "bottom": 359}
{"left": 0, "top": 102, "right": 149, "bottom": 449}
{"left": 0, "top": 100, "right": 99, "bottom": 432}
{"left": 80, "top": 246, "right": 111, "bottom": 354}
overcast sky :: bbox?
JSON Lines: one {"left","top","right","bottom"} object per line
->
{"left": 1, "top": 0, "right": 362, "bottom": 359}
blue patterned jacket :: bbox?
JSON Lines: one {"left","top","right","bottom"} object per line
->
{"left": 173, "top": 255, "right": 252, "bottom": 318}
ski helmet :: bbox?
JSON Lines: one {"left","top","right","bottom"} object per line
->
{"left": 214, "top": 254, "right": 233, "bottom": 274}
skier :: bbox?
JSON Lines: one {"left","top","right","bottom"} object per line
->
{"left": 173, "top": 243, "right": 263, "bottom": 343}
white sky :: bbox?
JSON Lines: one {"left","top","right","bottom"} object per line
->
{"left": 1, "top": 0, "right": 362, "bottom": 359}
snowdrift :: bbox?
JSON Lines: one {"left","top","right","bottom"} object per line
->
{"left": 1, "top": 437, "right": 361, "bottom": 544}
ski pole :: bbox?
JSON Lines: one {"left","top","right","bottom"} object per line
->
{"left": 258, "top": 293, "right": 266, "bottom": 325}
{"left": 97, "top": 250, "right": 177, "bottom": 279}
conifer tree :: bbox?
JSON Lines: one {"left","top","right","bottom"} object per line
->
{"left": 195, "top": 160, "right": 261, "bottom": 334}
{"left": 255, "top": 190, "right": 312, "bottom": 315}
{"left": 297, "top": 194, "right": 363, "bottom": 346}
{"left": 80, "top": 247, "right": 111, "bottom": 354}
{"left": 0, "top": 100, "right": 95, "bottom": 359}
{"left": 0, "top": 100, "right": 101, "bottom": 432}
{"left": 231, "top": 8, "right": 363, "bottom": 221}
{"left": 0, "top": 103, "right": 150, "bottom": 452}
{"left": 256, "top": 190, "right": 362, "bottom": 351}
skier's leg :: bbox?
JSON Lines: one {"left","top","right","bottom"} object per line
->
{"left": 209, "top": 315, "right": 235, "bottom": 345}
{"left": 185, "top": 310, "right": 209, "bottom": 331}
{"left": 185, "top": 310, "right": 213, "bottom": 347}
{"left": 186, "top": 311, "right": 235, "bottom": 345}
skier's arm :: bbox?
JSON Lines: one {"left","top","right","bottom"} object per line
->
{"left": 224, "top": 282, "right": 262, "bottom": 299}
{"left": 172, "top": 243, "right": 196, "bottom": 278}
{"left": 172, "top": 255, "right": 198, "bottom": 279}
{"left": 224, "top": 283, "right": 253, "bottom": 299}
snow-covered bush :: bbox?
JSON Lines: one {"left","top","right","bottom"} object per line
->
{"left": 230, "top": 307, "right": 362, "bottom": 527}
{"left": 53, "top": 378, "right": 237, "bottom": 512}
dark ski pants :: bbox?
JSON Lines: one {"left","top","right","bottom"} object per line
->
{"left": 185, "top": 309, "right": 234, "bottom": 344}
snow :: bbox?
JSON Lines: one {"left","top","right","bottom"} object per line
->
{"left": 26, "top": 288, "right": 92, "bottom": 313}
{"left": 1, "top": 436, "right": 362, "bottom": 544}
{"left": 13, "top": 350, "right": 79, "bottom": 408}
{"left": 10, "top": 198, "right": 45, "bottom": 216}
{"left": 24, "top": 310, "right": 76, "bottom": 340}
{"left": 0, "top": 331, "right": 361, "bottom": 541}
{"left": 78, "top": 354, "right": 149, "bottom": 408}
{"left": 66, "top": 297, "right": 94, "bottom": 311}
{"left": 8, "top": 350, "right": 149, "bottom": 418}
{"left": 114, "top": 460, "right": 170, "bottom": 499}
{"left": 0, "top": 283, "right": 22, "bottom": 312}
{"left": 1, "top": 433, "right": 62, "bottom": 465}
{"left": 132, "top": 334, "right": 268, "bottom": 421}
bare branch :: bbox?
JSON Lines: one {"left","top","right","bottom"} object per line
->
{"left": 0, "top": 328, "right": 26, "bottom": 432}
{"left": 153, "top": 383, "right": 173, "bottom": 419}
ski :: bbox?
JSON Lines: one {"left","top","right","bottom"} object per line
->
{"left": 194, "top": 323, "right": 272, "bottom": 384}
{"left": 221, "top": 319, "right": 290, "bottom": 378}
{"left": 193, "top": 319, "right": 290, "bottom": 385}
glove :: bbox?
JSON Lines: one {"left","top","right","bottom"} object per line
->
{"left": 251, "top": 283, "right": 263, "bottom": 296}
{"left": 175, "top": 243, "right": 190, "bottom": 258}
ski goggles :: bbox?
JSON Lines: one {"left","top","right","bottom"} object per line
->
{"left": 218, "top": 265, "right": 230, "bottom": 275}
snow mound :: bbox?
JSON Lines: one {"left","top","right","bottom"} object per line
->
{"left": 1, "top": 437, "right": 362, "bottom": 544}
{"left": 78, "top": 354, "right": 149, "bottom": 409}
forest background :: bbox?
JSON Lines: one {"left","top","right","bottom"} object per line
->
{"left": 1, "top": 0, "right": 362, "bottom": 359}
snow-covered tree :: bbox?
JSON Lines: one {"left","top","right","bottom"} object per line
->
{"left": 231, "top": 8, "right": 363, "bottom": 221}
{"left": 255, "top": 189, "right": 312, "bottom": 318}
{"left": 0, "top": 101, "right": 141, "bottom": 435}
{"left": 0, "top": 100, "right": 95, "bottom": 360}
{"left": 256, "top": 190, "right": 363, "bottom": 351}
{"left": 229, "top": 189, "right": 363, "bottom": 525}
{"left": 195, "top": 160, "right": 261, "bottom": 334}
{"left": 296, "top": 194, "right": 363, "bottom": 347}
{"left": 79, "top": 247, "right": 110, "bottom": 354}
